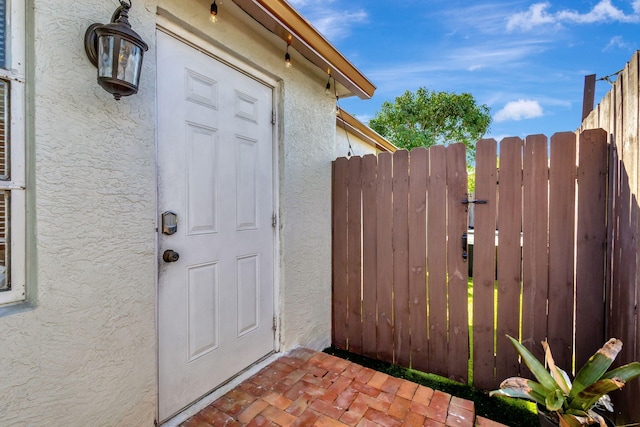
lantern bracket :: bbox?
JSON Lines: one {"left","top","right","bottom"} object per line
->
{"left": 84, "top": 23, "right": 101, "bottom": 67}
{"left": 84, "top": 1, "right": 131, "bottom": 67}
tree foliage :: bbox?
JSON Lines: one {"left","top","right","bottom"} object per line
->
{"left": 369, "top": 87, "right": 492, "bottom": 157}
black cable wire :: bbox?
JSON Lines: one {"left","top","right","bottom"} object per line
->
{"left": 597, "top": 68, "right": 623, "bottom": 84}
{"left": 333, "top": 77, "right": 353, "bottom": 157}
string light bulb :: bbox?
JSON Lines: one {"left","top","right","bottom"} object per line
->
{"left": 210, "top": 0, "right": 218, "bottom": 23}
{"left": 325, "top": 75, "right": 331, "bottom": 96}
{"left": 285, "top": 43, "right": 292, "bottom": 68}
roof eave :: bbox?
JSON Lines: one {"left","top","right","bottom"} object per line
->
{"left": 337, "top": 109, "right": 397, "bottom": 153}
{"left": 231, "top": 0, "right": 376, "bottom": 100}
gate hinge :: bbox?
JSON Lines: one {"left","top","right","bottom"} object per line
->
{"left": 271, "top": 110, "right": 276, "bottom": 125}
{"left": 272, "top": 315, "right": 277, "bottom": 331}
{"left": 272, "top": 213, "right": 277, "bottom": 228}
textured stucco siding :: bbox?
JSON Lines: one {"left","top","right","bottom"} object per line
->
{"left": 279, "top": 68, "right": 337, "bottom": 352}
{"left": 0, "top": 0, "right": 348, "bottom": 424}
{"left": 0, "top": 1, "right": 159, "bottom": 425}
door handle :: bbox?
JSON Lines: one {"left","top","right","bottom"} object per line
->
{"left": 163, "top": 250, "right": 180, "bottom": 263}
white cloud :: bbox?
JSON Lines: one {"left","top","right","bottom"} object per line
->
{"left": 507, "top": 2, "right": 556, "bottom": 31}
{"left": 310, "top": 11, "right": 368, "bottom": 40}
{"left": 604, "top": 35, "right": 632, "bottom": 50}
{"left": 494, "top": 100, "right": 544, "bottom": 122}
{"left": 507, "top": 0, "right": 640, "bottom": 31}
{"left": 557, "top": 0, "right": 627, "bottom": 23}
{"left": 289, "top": 1, "right": 367, "bottom": 41}
{"left": 354, "top": 114, "right": 373, "bottom": 125}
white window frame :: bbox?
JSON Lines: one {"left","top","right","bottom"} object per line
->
{"left": 0, "top": 0, "right": 26, "bottom": 307}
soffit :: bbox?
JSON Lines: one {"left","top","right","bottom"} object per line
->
{"left": 231, "top": 0, "right": 376, "bottom": 100}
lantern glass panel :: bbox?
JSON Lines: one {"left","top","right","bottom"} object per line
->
{"left": 98, "top": 35, "right": 114, "bottom": 78}
{"left": 117, "top": 39, "right": 141, "bottom": 85}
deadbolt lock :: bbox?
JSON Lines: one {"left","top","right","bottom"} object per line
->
{"left": 162, "top": 211, "right": 178, "bottom": 235}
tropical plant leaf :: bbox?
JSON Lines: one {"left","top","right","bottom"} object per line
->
{"left": 545, "top": 388, "right": 565, "bottom": 411}
{"left": 544, "top": 340, "right": 571, "bottom": 394}
{"left": 565, "top": 408, "right": 590, "bottom": 417}
{"left": 490, "top": 388, "right": 547, "bottom": 406}
{"left": 499, "top": 377, "right": 550, "bottom": 397}
{"left": 601, "top": 361, "right": 640, "bottom": 382}
{"left": 570, "top": 338, "right": 622, "bottom": 398}
{"left": 570, "top": 378, "right": 624, "bottom": 411}
{"left": 559, "top": 413, "right": 583, "bottom": 427}
{"left": 506, "top": 335, "right": 559, "bottom": 392}
{"left": 489, "top": 377, "right": 547, "bottom": 406}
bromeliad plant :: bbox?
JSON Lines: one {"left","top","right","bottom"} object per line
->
{"left": 490, "top": 335, "right": 640, "bottom": 427}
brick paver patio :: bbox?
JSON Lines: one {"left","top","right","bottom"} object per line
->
{"left": 176, "top": 348, "right": 502, "bottom": 427}
{"left": 179, "top": 348, "right": 507, "bottom": 427}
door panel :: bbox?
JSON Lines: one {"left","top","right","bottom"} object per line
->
{"left": 157, "top": 30, "right": 275, "bottom": 421}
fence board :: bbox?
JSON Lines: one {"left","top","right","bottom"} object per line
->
{"left": 626, "top": 52, "right": 639, "bottom": 372}
{"left": 631, "top": 52, "right": 640, "bottom": 421}
{"left": 495, "top": 137, "right": 523, "bottom": 381}
{"left": 580, "top": 50, "right": 640, "bottom": 422}
{"left": 522, "top": 134, "right": 549, "bottom": 369}
{"left": 393, "top": 150, "right": 411, "bottom": 366}
{"left": 617, "top": 55, "right": 639, "bottom": 422}
{"left": 376, "top": 152, "right": 394, "bottom": 364}
{"left": 606, "top": 142, "right": 618, "bottom": 342}
{"left": 446, "top": 143, "right": 470, "bottom": 383}
{"left": 575, "top": 129, "right": 608, "bottom": 368}
{"left": 347, "top": 156, "right": 363, "bottom": 354}
{"left": 332, "top": 157, "right": 349, "bottom": 350}
{"left": 609, "top": 75, "right": 624, "bottom": 358}
{"left": 362, "top": 154, "right": 378, "bottom": 359}
{"left": 548, "top": 132, "right": 577, "bottom": 370}
{"left": 333, "top": 130, "right": 608, "bottom": 404}
{"left": 427, "top": 145, "right": 448, "bottom": 377}
{"left": 409, "top": 148, "right": 429, "bottom": 371}
{"left": 472, "top": 139, "right": 498, "bottom": 389}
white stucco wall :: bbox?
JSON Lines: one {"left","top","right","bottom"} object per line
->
{"left": 0, "top": 0, "right": 158, "bottom": 425}
{"left": 0, "top": 0, "right": 347, "bottom": 424}
{"left": 278, "top": 63, "right": 337, "bottom": 352}
{"left": 336, "top": 124, "right": 379, "bottom": 158}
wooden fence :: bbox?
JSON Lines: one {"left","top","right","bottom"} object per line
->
{"left": 332, "top": 130, "right": 608, "bottom": 391}
{"left": 581, "top": 51, "right": 640, "bottom": 423}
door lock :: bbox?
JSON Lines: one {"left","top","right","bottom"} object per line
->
{"left": 163, "top": 250, "right": 180, "bottom": 263}
{"left": 161, "top": 211, "right": 178, "bottom": 235}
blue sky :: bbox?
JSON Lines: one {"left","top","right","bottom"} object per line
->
{"left": 289, "top": 0, "right": 639, "bottom": 140}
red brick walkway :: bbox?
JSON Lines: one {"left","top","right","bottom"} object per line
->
{"left": 180, "top": 348, "right": 507, "bottom": 427}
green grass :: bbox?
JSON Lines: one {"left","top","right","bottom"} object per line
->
{"left": 324, "top": 347, "right": 538, "bottom": 427}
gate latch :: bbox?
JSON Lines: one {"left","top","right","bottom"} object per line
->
{"left": 462, "top": 232, "right": 468, "bottom": 261}
{"left": 461, "top": 197, "right": 487, "bottom": 205}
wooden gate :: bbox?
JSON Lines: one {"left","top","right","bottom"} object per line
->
{"left": 332, "top": 129, "right": 608, "bottom": 389}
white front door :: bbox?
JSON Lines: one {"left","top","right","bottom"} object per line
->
{"left": 156, "top": 30, "right": 276, "bottom": 421}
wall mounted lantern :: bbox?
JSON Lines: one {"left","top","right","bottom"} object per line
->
{"left": 84, "top": 0, "right": 149, "bottom": 100}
